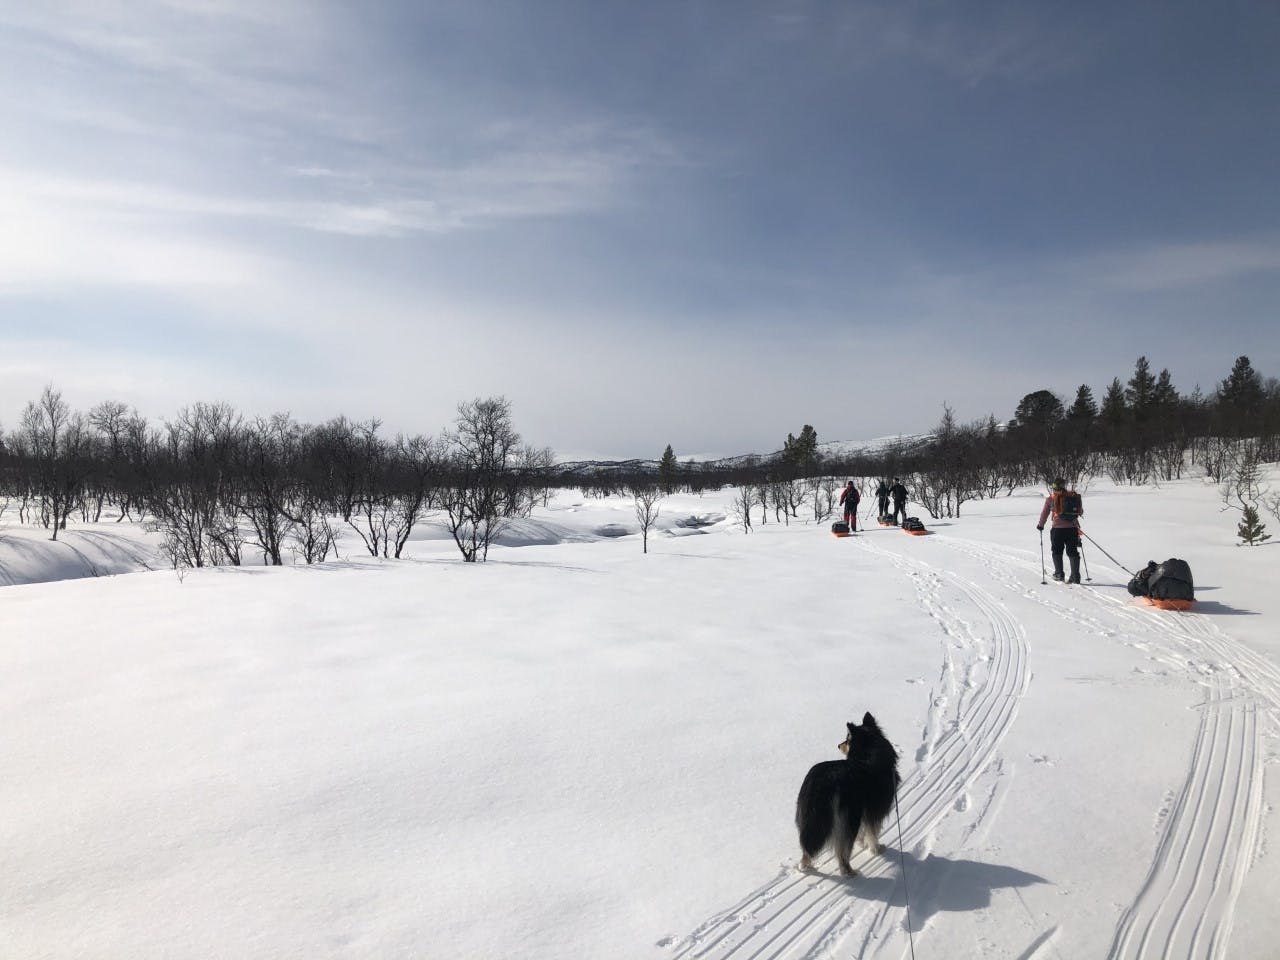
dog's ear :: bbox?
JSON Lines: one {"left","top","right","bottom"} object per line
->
{"left": 862, "top": 711, "right": 878, "bottom": 729}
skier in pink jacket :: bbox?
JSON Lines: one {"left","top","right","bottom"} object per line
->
{"left": 1037, "top": 478, "right": 1083, "bottom": 583}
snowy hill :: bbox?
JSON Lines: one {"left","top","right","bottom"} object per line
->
{"left": 3, "top": 476, "right": 1280, "bottom": 959}
{"left": 0, "top": 522, "right": 159, "bottom": 586}
{"left": 552, "top": 435, "right": 932, "bottom": 476}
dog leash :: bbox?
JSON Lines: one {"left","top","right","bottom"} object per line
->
{"left": 894, "top": 788, "right": 917, "bottom": 960}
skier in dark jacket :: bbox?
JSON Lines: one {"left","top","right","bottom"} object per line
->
{"left": 839, "top": 480, "right": 861, "bottom": 531}
{"left": 875, "top": 480, "right": 890, "bottom": 519}
{"left": 1037, "top": 477, "right": 1084, "bottom": 583}
{"left": 888, "top": 478, "right": 908, "bottom": 525}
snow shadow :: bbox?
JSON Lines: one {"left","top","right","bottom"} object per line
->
{"left": 847, "top": 851, "right": 1047, "bottom": 933}
{"left": 1186, "top": 599, "right": 1258, "bottom": 616}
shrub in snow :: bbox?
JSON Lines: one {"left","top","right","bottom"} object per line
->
{"left": 1236, "top": 504, "right": 1270, "bottom": 546}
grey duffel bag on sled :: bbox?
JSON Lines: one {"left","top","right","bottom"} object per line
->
{"left": 1128, "top": 558, "right": 1194, "bottom": 601}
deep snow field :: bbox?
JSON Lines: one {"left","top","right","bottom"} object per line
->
{"left": 3, "top": 474, "right": 1279, "bottom": 959}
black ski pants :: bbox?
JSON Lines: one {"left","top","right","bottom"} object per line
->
{"left": 891, "top": 499, "right": 906, "bottom": 524}
{"left": 1050, "top": 527, "right": 1080, "bottom": 577}
{"left": 877, "top": 495, "right": 889, "bottom": 516}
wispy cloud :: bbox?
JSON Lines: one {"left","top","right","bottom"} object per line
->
{"left": 768, "top": 2, "right": 1100, "bottom": 86}
{"left": 1, "top": 0, "right": 681, "bottom": 266}
{"left": 0, "top": 172, "right": 269, "bottom": 292}
{"left": 1, "top": 1, "right": 1275, "bottom": 455}
{"left": 1089, "top": 239, "right": 1280, "bottom": 292}
{"left": 0, "top": 119, "right": 670, "bottom": 280}
{"left": 876, "top": 6, "right": 1097, "bottom": 86}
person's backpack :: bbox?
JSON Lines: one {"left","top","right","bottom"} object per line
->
{"left": 1149, "top": 558, "right": 1194, "bottom": 601}
{"left": 1127, "top": 561, "right": 1158, "bottom": 597}
{"left": 1052, "top": 489, "right": 1082, "bottom": 522}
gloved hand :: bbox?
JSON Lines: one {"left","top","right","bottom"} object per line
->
{"left": 1036, "top": 525, "right": 1044, "bottom": 531}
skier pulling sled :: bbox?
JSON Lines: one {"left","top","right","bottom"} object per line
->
{"left": 874, "top": 479, "right": 891, "bottom": 520}
{"left": 1037, "top": 478, "right": 1083, "bottom": 583}
{"left": 838, "top": 481, "right": 861, "bottom": 532}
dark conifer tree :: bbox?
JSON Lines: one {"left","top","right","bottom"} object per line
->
{"left": 1012, "top": 390, "right": 1064, "bottom": 429}
{"left": 1126, "top": 356, "right": 1157, "bottom": 420}
{"left": 782, "top": 425, "right": 819, "bottom": 477}
{"left": 1066, "top": 385, "right": 1097, "bottom": 422}
{"left": 1100, "top": 378, "right": 1127, "bottom": 426}
{"left": 1237, "top": 504, "right": 1270, "bottom": 546}
{"left": 658, "top": 444, "right": 678, "bottom": 494}
{"left": 1219, "top": 355, "right": 1264, "bottom": 416}
{"left": 1153, "top": 368, "right": 1178, "bottom": 408}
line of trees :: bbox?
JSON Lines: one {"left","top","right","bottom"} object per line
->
{"left": 0, "top": 389, "right": 552, "bottom": 566}
{"left": 563, "top": 355, "right": 1279, "bottom": 527}
{"left": 2, "top": 355, "right": 1276, "bottom": 562}
{"left": 810, "top": 355, "right": 1280, "bottom": 521}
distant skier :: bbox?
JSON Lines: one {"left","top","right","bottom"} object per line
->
{"left": 875, "top": 479, "right": 891, "bottom": 519}
{"left": 1037, "top": 477, "right": 1084, "bottom": 583}
{"left": 888, "top": 478, "right": 908, "bottom": 525}
{"left": 839, "top": 481, "right": 861, "bottom": 531}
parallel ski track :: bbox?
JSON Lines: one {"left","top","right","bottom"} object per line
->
{"left": 666, "top": 538, "right": 1029, "bottom": 960}
{"left": 931, "top": 533, "right": 1268, "bottom": 960}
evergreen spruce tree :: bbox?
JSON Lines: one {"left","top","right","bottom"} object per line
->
{"left": 1066, "top": 384, "right": 1097, "bottom": 422}
{"left": 1125, "top": 356, "right": 1157, "bottom": 420}
{"left": 1100, "top": 377, "right": 1128, "bottom": 426}
{"left": 1219, "top": 355, "right": 1264, "bottom": 418}
{"left": 1237, "top": 504, "right": 1271, "bottom": 546}
{"left": 658, "top": 444, "right": 678, "bottom": 494}
{"left": 782, "top": 425, "right": 819, "bottom": 477}
{"left": 1153, "top": 368, "right": 1178, "bottom": 407}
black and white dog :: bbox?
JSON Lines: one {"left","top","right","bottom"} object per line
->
{"left": 795, "top": 713, "right": 900, "bottom": 876}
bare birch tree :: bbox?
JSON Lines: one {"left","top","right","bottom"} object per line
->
{"left": 631, "top": 484, "right": 663, "bottom": 554}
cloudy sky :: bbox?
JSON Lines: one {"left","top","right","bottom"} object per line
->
{"left": 2, "top": 1, "right": 1278, "bottom": 459}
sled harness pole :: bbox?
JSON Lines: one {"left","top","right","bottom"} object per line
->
{"left": 1038, "top": 528, "right": 1047, "bottom": 584}
{"left": 1079, "top": 530, "right": 1135, "bottom": 577}
{"left": 894, "top": 788, "right": 917, "bottom": 960}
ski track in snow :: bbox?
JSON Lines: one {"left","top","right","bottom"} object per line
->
{"left": 932, "top": 533, "right": 1271, "bottom": 960}
{"left": 663, "top": 528, "right": 1276, "bottom": 960}
{"left": 663, "top": 538, "right": 1030, "bottom": 960}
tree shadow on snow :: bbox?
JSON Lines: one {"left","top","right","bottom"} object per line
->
{"left": 845, "top": 851, "right": 1048, "bottom": 933}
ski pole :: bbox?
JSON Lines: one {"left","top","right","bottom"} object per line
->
{"left": 1039, "top": 528, "right": 1047, "bottom": 585}
{"left": 1079, "top": 529, "right": 1135, "bottom": 577}
{"left": 1080, "top": 538, "right": 1091, "bottom": 582}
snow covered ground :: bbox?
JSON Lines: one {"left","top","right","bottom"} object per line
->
{"left": 3, "top": 475, "right": 1279, "bottom": 958}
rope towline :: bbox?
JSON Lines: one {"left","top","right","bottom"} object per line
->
{"left": 1079, "top": 529, "right": 1136, "bottom": 577}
